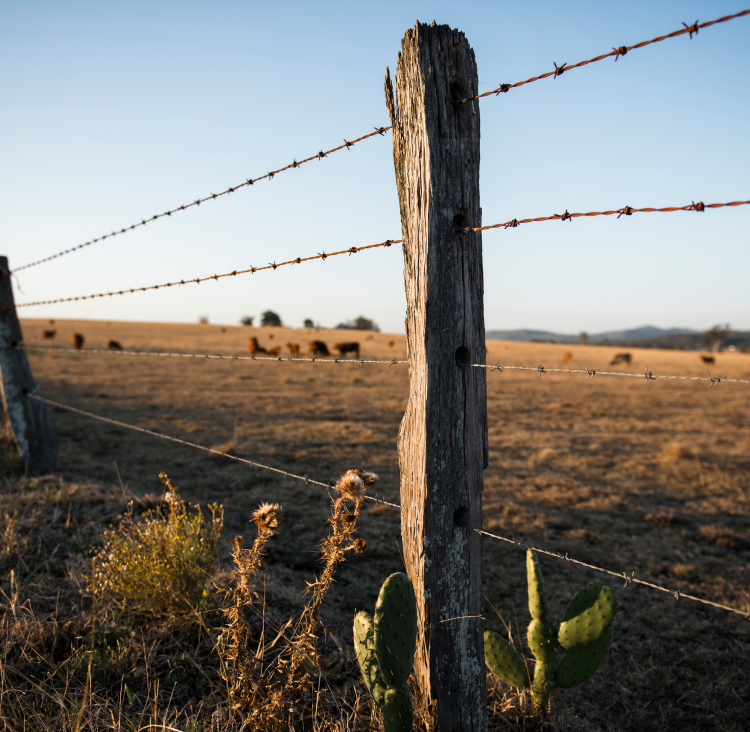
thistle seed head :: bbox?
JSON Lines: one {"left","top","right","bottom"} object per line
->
{"left": 352, "top": 538, "right": 366, "bottom": 553}
{"left": 252, "top": 502, "right": 282, "bottom": 530}
{"left": 357, "top": 469, "right": 379, "bottom": 487}
{"left": 335, "top": 470, "right": 365, "bottom": 499}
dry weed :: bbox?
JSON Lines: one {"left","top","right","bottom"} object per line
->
{"left": 215, "top": 469, "right": 376, "bottom": 731}
{"left": 87, "top": 472, "right": 223, "bottom": 622}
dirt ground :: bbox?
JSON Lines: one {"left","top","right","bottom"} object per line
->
{"left": 11, "top": 317, "right": 750, "bottom": 730}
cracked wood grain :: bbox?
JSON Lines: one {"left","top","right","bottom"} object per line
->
{"left": 387, "top": 21, "right": 488, "bottom": 732}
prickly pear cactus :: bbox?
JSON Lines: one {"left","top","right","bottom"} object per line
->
{"left": 374, "top": 572, "right": 418, "bottom": 688}
{"left": 483, "top": 631, "right": 530, "bottom": 688}
{"left": 353, "top": 573, "right": 416, "bottom": 732}
{"left": 557, "top": 583, "right": 617, "bottom": 649}
{"left": 353, "top": 611, "right": 386, "bottom": 706}
{"left": 526, "top": 550, "right": 548, "bottom": 620}
{"left": 483, "top": 549, "right": 617, "bottom": 716}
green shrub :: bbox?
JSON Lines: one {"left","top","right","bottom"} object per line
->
{"left": 88, "top": 473, "right": 222, "bottom": 621}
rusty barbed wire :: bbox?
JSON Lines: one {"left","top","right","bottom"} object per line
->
{"left": 26, "top": 393, "right": 400, "bottom": 509}
{"left": 13, "top": 127, "right": 392, "bottom": 274}
{"left": 472, "top": 362, "right": 750, "bottom": 386}
{"left": 462, "top": 8, "right": 750, "bottom": 103}
{"left": 459, "top": 199, "right": 750, "bottom": 234}
{"left": 8, "top": 238, "right": 401, "bottom": 309}
{"left": 25, "top": 394, "right": 748, "bottom": 618}
{"left": 10, "top": 197, "right": 748, "bottom": 310}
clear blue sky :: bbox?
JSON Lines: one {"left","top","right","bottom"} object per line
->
{"left": 3, "top": 1, "right": 748, "bottom": 334}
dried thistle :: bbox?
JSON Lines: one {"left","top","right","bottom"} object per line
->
{"left": 215, "top": 504, "right": 283, "bottom": 723}
{"left": 252, "top": 502, "right": 282, "bottom": 532}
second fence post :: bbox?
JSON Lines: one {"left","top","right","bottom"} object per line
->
{"left": 0, "top": 259, "right": 60, "bottom": 474}
{"left": 386, "top": 22, "right": 488, "bottom": 732}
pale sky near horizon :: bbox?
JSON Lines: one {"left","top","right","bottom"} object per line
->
{"left": 3, "top": 1, "right": 749, "bottom": 334}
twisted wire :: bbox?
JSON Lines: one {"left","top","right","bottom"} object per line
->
{"left": 476, "top": 529, "right": 749, "bottom": 620}
{"left": 26, "top": 394, "right": 399, "bottom": 509}
{"left": 461, "top": 199, "right": 750, "bottom": 234}
{"left": 10, "top": 197, "right": 748, "bottom": 310}
{"left": 20, "top": 346, "right": 748, "bottom": 387}
{"left": 466, "top": 9, "right": 750, "bottom": 102}
{"left": 9, "top": 238, "right": 401, "bottom": 309}
{"left": 21, "top": 345, "right": 407, "bottom": 366}
{"left": 13, "top": 127, "right": 392, "bottom": 274}
{"left": 25, "top": 394, "right": 748, "bottom": 617}
{"left": 471, "top": 363, "right": 749, "bottom": 386}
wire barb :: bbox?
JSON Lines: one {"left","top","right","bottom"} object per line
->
{"left": 468, "top": 9, "right": 750, "bottom": 102}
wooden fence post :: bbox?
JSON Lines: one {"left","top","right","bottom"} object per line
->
{"left": 0, "top": 258, "right": 60, "bottom": 474}
{"left": 386, "top": 22, "right": 488, "bottom": 732}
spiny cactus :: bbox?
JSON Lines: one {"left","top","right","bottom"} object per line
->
{"left": 353, "top": 573, "right": 416, "bottom": 732}
{"left": 484, "top": 550, "right": 617, "bottom": 714}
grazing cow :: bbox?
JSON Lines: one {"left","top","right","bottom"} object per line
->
{"left": 334, "top": 342, "right": 360, "bottom": 359}
{"left": 700, "top": 354, "right": 715, "bottom": 365}
{"left": 562, "top": 351, "right": 573, "bottom": 364}
{"left": 388, "top": 340, "right": 395, "bottom": 348}
{"left": 108, "top": 340, "right": 123, "bottom": 350}
{"left": 248, "top": 337, "right": 268, "bottom": 355}
{"left": 610, "top": 353, "right": 632, "bottom": 366}
{"left": 287, "top": 343, "right": 300, "bottom": 355}
{"left": 43, "top": 330, "right": 56, "bottom": 340}
{"left": 71, "top": 333, "right": 85, "bottom": 350}
{"left": 308, "top": 340, "right": 330, "bottom": 357}
{"left": 267, "top": 346, "right": 281, "bottom": 356}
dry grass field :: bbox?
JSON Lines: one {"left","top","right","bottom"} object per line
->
{"left": 3, "top": 317, "right": 750, "bottom": 731}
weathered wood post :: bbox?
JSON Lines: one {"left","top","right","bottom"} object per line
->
{"left": 386, "top": 22, "right": 488, "bottom": 732}
{"left": 0, "top": 258, "right": 60, "bottom": 473}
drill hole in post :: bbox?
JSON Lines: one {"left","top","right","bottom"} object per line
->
{"left": 453, "top": 213, "right": 467, "bottom": 230}
{"left": 455, "top": 346, "right": 470, "bottom": 366}
{"left": 453, "top": 506, "right": 469, "bottom": 529}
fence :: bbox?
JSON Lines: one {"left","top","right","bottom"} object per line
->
{"left": 2, "top": 10, "right": 749, "bottom": 732}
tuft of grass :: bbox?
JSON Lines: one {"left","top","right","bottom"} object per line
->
{"left": 661, "top": 440, "right": 693, "bottom": 460}
{"left": 87, "top": 472, "right": 223, "bottom": 621}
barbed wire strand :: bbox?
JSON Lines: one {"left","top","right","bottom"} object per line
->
{"left": 10, "top": 198, "right": 750, "bottom": 311}
{"left": 476, "top": 529, "right": 749, "bottom": 620}
{"left": 463, "top": 8, "right": 750, "bottom": 102}
{"left": 460, "top": 199, "right": 750, "bottom": 235}
{"left": 27, "top": 394, "right": 748, "bottom": 618}
{"left": 12, "top": 127, "right": 392, "bottom": 274}
{"left": 26, "top": 394, "right": 400, "bottom": 509}
{"left": 7, "top": 238, "right": 401, "bottom": 309}
{"left": 19, "top": 346, "right": 748, "bottom": 387}
{"left": 21, "top": 345, "right": 407, "bottom": 366}
{"left": 470, "top": 363, "right": 749, "bottom": 386}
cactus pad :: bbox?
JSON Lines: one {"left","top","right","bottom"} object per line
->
{"left": 558, "top": 583, "right": 617, "bottom": 649}
{"left": 531, "top": 660, "right": 556, "bottom": 712}
{"left": 353, "top": 611, "right": 386, "bottom": 707}
{"left": 556, "top": 624, "right": 614, "bottom": 688}
{"left": 374, "top": 573, "right": 417, "bottom": 687}
{"left": 382, "top": 686, "right": 412, "bottom": 732}
{"left": 483, "top": 631, "right": 531, "bottom": 688}
{"left": 527, "top": 618, "right": 558, "bottom": 666}
{"left": 526, "top": 550, "right": 548, "bottom": 620}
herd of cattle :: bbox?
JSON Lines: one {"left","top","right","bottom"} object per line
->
{"left": 40, "top": 329, "right": 718, "bottom": 366}
{"left": 248, "top": 337, "right": 360, "bottom": 359}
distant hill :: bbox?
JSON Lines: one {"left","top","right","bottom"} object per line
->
{"left": 485, "top": 326, "right": 750, "bottom": 351}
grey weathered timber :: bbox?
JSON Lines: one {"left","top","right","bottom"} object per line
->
{"left": 0, "top": 258, "right": 60, "bottom": 473}
{"left": 386, "top": 22, "right": 488, "bottom": 732}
